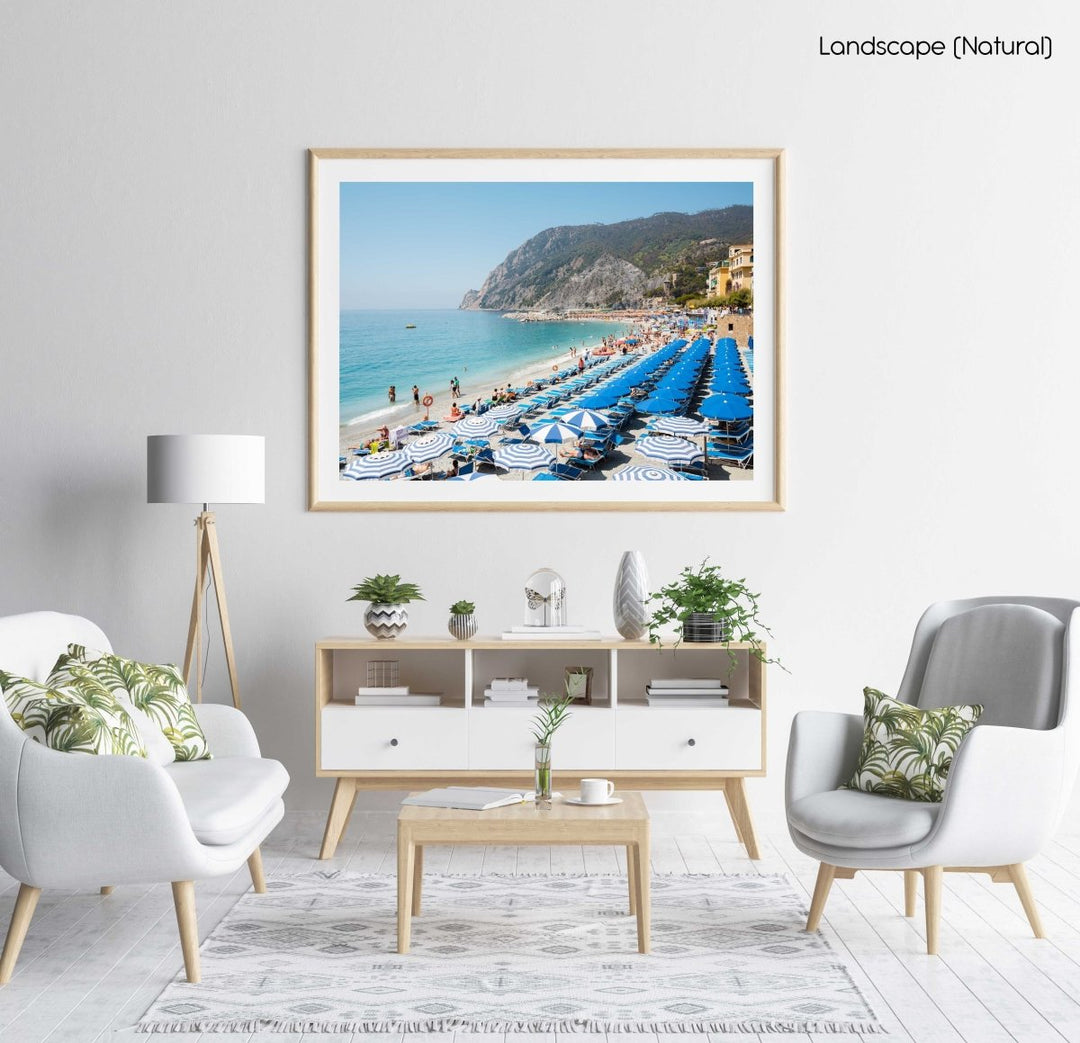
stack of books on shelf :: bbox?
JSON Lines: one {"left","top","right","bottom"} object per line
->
{"left": 645, "top": 678, "right": 729, "bottom": 707}
{"left": 483, "top": 677, "right": 540, "bottom": 706}
{"left": 500, "top": 625, "right": 603, "bottom": 641}
{"left": 355, "top": 685, "right": 442, "bottom": 706}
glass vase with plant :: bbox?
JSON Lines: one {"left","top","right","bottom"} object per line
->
{"left": 646, "top": 558, "right": 780, "bottom": 669}
{"left": 530, "top": 690, "right": 573, "bottom": 807}
{"left": 347, "top": 574, "right": 424, "bottom": 640}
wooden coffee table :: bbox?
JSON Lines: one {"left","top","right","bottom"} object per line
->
{"left": 396, "top": 792, "right": 650, "bottom": 954}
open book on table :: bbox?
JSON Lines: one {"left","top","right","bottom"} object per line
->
{"left": 401, "top": 786, "right": 537, "bottom": 811}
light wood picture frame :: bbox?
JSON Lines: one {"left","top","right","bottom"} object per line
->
{"left": 309, "top": 148, "right": 784, "bottom": 511}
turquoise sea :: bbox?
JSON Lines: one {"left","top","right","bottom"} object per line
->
{"left": 339, "top": 309, "right": 632, "bottom": 428}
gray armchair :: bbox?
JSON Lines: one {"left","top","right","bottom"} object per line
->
{"left": 786, "top": 597, "right": 1080, "bottom": 954}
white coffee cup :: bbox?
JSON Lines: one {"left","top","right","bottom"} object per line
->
{"left": 580, "top": 778, "right": 615, "bottom": 803}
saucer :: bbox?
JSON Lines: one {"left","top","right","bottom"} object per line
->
{"left": 564, "top": 796, "right": 623, "bottom": 806}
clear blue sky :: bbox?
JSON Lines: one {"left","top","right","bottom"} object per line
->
{"left": 339, "top": 181, "right": 752, "bottom": 309}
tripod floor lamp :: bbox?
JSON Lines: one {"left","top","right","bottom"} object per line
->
{"left": 147, "top": 434, "right": 265, "bottom": 709}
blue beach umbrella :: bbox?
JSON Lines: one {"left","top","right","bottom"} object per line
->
{"left": 341, "top": 449, "right": 412, "bottom": 480}
{"left": 612, "top": 465, "right": 692, "bottom": 481}
{"left": 699, "top": 395, "right": 753, "bottom": 422}
{"left": 452, "top": 415, "right": 501, "bottom": 438}
{"left": 636, "top": 396, "right": 684, "bottom": 415}
{"left": 405, "top": 432, "right": 455, "bottom": 464}
{"left": 635, "top": 435, "right": 703, "bottom": 468}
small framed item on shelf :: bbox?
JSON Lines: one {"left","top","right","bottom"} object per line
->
{"left": 565, "top": 666, "right": 593, "bottom": 705}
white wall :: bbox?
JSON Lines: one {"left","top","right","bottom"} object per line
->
{"left": 2, "top": 1, "right": 1078, "bottom": 834}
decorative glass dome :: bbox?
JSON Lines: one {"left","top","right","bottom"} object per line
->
{"left": 524, "top": 567, "right": 567, "bottom": 628}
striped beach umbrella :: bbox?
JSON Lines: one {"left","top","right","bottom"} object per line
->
{"left": 561, "top": 408, "right": 611, "bottom": 431}
{"left": 493, "top": 442, "right": 554, "bottom": 477}
{"left": 486, "top": 403, "right": 522, "bottom": 422}
{"left": 447, "top": 470, "right": 499, "bottom": 482}
{"left": 651, "top": 416, "right": 711, "bottom": 437}
{"left": 341, "top": 449, "right": 411, "bottom": 480}
{"left": 405, "top": 432, "right": 455, "bottom": 464}
{"left": 526, "top": 420, "right": 582, "bottom": 445}
{"left": 612, "top": 465, "right": 693, "bottom": 481}
{"left": 452, "top": 415, "right": 501, "bottom": 438}
{"left": 635, "top": 435, "right": 703, "bottom": 468}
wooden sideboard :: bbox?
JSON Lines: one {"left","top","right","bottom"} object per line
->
{"left": 315, "top": 636, "right": 767, "bottom": 859}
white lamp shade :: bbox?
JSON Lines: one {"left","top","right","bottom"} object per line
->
{"left": 147, "top": 435, "right": 265, "bottom": 504}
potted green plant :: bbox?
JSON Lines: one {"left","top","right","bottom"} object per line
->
{"left": 646, "top": 559, "right": 779, "bottom": 667}
{"left": 447, "top": 599, "right": 477, "bottom": 641}
{"left": 347, "top": 574, "right": 424, "bottom": 640}
{"left": 530, "top": 690, "right": 573, "bottom": 807}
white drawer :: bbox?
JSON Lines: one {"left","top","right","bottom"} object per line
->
{"left": 615, "top": 707, "right": 762, "bottom": 771}
{"left": 320, "top": 706, "right": 468, "bottom": 770}
{"left": 468, "top": 708, "right": 615, "bottom": 770}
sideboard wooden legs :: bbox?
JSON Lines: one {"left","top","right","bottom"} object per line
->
{"left": 723, "top": 778, "right": 760, "bottom": 859}
{"left": 320, "top": 777, "right": 358, "bottom": 859}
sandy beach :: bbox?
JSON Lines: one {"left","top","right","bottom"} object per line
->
{"left": 337, "top": 319, "right": 754, "bottom": 483}
{"left": 339, "top": 336, "right": 626, "bottom": 454}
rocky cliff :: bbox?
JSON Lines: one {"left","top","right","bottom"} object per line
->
{"left": 460, "top": 206, "right": 752, "bottom": 312}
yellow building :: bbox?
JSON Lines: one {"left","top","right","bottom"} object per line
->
{"left": 707, "top": 260, "right": 730, "bottom": 297}
{"left": 728, "top": 243, "right": 754, "bottom": 292}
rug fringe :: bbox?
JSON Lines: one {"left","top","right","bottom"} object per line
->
{"left": 136, "top": 1016, "right": 885, "bottom": 1034}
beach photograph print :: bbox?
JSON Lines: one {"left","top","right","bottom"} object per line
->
{"left": 309, "top": 150, "right": 782, "bottom": 510}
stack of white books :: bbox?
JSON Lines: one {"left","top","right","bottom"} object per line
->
{"left": 483, "top": 677, "right": 540, "bottom": 706}
{"left": 501, "top": 625, "right": 603, "bottom": 641}
{"left": 355, "top": 685, "right": 442, "bottom": 706}
{"left": 645, "top": 678, "right": 729, "bottom": 707}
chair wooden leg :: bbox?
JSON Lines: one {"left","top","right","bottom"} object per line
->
{"left": 247, "top": 848, "right": 267, "bottom": 894}
{"left": 0, "top": 884, "right": 41, "bottom": 985}
{"left": 806, "top": 863, "right": 836, "bottom": 932}
{"left": 1007, "top": 863, "right": 1046, "bottom": 939}
{"left": 904, "top": 870, "right": 918, "bottom": 917}
{"left": 171, "top": 881, "right": 200, "bottom": 983}
{"left": 923, "top": 865, "right": 943, "bottom": 955}
{"left": 100, "top": 886, "right": 114, "bottom": 896}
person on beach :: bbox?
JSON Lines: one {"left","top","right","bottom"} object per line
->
{"left": 445, "top": 403, "right": 463, "bottom": 422}
{"left": 388, "top": 385, "right": 396, "bottom": 404}
{"left": 577, "top": 356, "right": 585, "bottom": 374}
{"left": 412, "top": 385, "right": 420, "bottom": 407}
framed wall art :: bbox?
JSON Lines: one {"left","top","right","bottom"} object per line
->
{"left": 309, "top": 148, "right": 784, "bottom": 511}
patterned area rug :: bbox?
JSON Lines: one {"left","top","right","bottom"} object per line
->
{"left": 137, "top": 872, "right": 882, "bottom": 1034}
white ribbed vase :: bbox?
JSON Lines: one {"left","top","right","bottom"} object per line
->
{"left": 364, "top": 603, "right": 409, "bottom": 640}
{"left": 448, "top": 613, "right": 478, "bottom": 640}
{"left": 612, "top": 550, "right": 649, "bottom": 641}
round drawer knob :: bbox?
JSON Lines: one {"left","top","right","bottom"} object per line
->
{"left": 389, "top": 738, "right": 399, "bottom": 747}
{"left": 687, "top": 738, "right": 696, "bottom": 747}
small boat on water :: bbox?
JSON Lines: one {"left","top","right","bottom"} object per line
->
{"left": 405, "top": 323, "right": 416, "bottom": 328}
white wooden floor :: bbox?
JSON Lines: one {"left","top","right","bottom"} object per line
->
{"left": 2, "top": 810, "right": 1080, "bottom": 1042}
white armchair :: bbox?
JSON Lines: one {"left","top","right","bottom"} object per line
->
{"left": 0, "top": 611, "right": 289, "bottom": 983}
{"left": 786, "top": 597, "right": 1080, "bottom": 954}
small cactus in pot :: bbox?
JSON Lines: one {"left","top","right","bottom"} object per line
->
{"left": 448, "top": 599, "right": 477, "bottom": 641}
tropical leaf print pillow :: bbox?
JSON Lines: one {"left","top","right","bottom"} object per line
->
{"left": 52, "top": 645, "right": 211, "bottom": 761}
{"left": 845, "top": 687, "right": 982, "bottom": 803}
{"left": 0, "top": 670, "right": 146, "bottom": 757}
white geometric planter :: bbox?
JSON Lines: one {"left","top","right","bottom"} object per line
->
{"left": 612, "top": 550, "right": 649, "bottom": 641}
{"left": 364, "top": 603, "right": 409, "bottom": 640}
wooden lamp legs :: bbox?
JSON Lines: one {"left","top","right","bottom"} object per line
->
{"left": 182, "top": 510, "right": 242, "bottom": 710}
